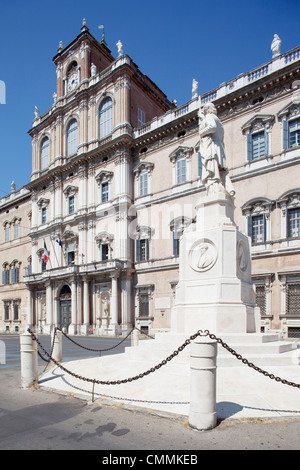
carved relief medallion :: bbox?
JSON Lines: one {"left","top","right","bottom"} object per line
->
{"left": 189, "top": 239, "right": 217, "bottom": 272}
{"left": 237, "top": 239, "right": 248, "bottom": 273}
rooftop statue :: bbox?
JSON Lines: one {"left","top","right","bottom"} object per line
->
{"left": 198, "top": 102, "right": 235, "bottom": 196}
{"left": 271, "top": 34, "right": 281, "bottom": 58}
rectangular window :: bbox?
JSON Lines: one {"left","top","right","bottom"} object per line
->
{"left": 247, "top": 130, "right": 268, "bottom": 160}
{"left": 67, "top": 251, "right": 75, "bottom": 265}
{"left": 101, "top": 182, "right": 109, "bottom": 202}
{"left": 139, "top": 293, "right": 149, "bottom": 317}
{"left": 68, "top": 195, "right": 75, "bottom": 214}
{"left": 139, "top": 172, "right": 148, "bottom": 196}
{"left": 256, "top": 285, "right": 266, "bottom": 315}
{"left": 286, "top": 283, "right": 300, "bottom": 315}
{"left": 101, "top": 244, "right": 109, "bottom": 260}
{"left": 138, "top": 108, "right": 146, "bottom": 127}
{"left": 67, "top": 120, "right": 78, "bottom": 157}
{"left": 288, "top": 208, "right": 300, "bottom": 238}
{"left": 136, "top": 239, "right": 149, "bottom": 261}
{"left": 173, "top": 230, "right": 183, "bottom": 256}
{"left": 176, "top": 159, "right": 187, "bottom": 184}
{"left": 13, "top": 302, "right": 19, "bottom": 321}
{"left": 250, "top": 215, "right": 265, "bottom": 244}
{"left": 10, "top": 267, "right": 19, "bottom": 284}
{"left": 289, "top": 118, "right": 300, "bottom": 148}
{"left": 288, "top": 327, "right": 300, "bottom": 339}
{"left": 14, "top": 223, "right": 19, "bottom": 239}
{"left": 2, "top": 270, "right": 9, "bottom": 285}
{"left": 41, "top": 207, "right": 47, "bottom": 224}
{"left": 4, "top": 302, "right": 10, "bottom": 321}
{"left": 5, "top": 226, "right": 10, "bottom": 242}
{"left": 252, "top": 131, "right": 266, "bottom": 160}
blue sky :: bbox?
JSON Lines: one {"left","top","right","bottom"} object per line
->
{"left": 0, "top": 0, "right": 299, "bottom": 196}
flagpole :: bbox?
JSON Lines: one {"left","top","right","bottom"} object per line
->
{"left": 50, "top": 236, "right": 60, "bottom": 267}
{"left": 43, "top": 239, "right": 52, "bottom": 269}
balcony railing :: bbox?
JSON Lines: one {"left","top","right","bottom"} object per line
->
{"left": 24, "top": 259, "right": 127, "bottom": 283}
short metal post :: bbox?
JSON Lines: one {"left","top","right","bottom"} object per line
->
{"left": 20, "top": 330, "right": 38, "bottom": 389}
{"left": 189, "top": 338, "right": 217, "bottom": 430}
{"left": 131, "top": 328, "right": 139, "bottom": 347}
{"left": 51, "top": 329, "right": 62, "bottom": 363}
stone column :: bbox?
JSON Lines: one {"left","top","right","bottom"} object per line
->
{"left": 52, "top": 329, "right": 63, "bottom": 363}
{"left": 20, "top": 331, "right": 38, "bottom": 388}
{"left": 189, "top": 338, "right": 217, "bottom": 431}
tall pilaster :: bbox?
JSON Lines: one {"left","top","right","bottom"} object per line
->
{"left": 114, "top": 149, "right": 132, "bottom": 260}
{"left": 45, "top": 280, "right": 53, "bottom": 333}
{"left": 110, "top": 271, "right": 120, "bottom": 333}
{"left": 69, "top": 279, "right": 77, "bottom": 335}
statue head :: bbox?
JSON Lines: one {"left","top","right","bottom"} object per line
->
{"left": 203, "top": 103, "right": 217, "bottom": 115}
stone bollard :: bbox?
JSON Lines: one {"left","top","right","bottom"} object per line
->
{"left": 189, "top": 338, "right": 217, "bottom": 431}
{"left": 20, "top": 330, "right": 38, "bottom": 389}
{"left": 131, "top": 329, "right": 139, "bottom": 347}
{"left": 51, "top": 329, "right": 63, "bottom": 363}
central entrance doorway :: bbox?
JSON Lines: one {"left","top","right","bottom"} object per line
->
{"left": 59, "top": 285, "right": 71, "bottom": 331}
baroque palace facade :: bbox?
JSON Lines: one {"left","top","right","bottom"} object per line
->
{"left": 1, "top": 23, "right": 300, "bottom": 338}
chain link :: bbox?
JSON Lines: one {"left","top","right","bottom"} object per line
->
{"left": 28, "top": 328, "right": 300, "bottom": 389}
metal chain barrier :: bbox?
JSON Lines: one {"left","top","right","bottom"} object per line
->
{"left": 28, "top": 328, "right": 300, "bottom": 389}
{"left": 57, "top": 326, "right": 135, "bottom": 353}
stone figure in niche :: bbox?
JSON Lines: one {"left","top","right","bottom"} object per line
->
{"left": 271, "top": 34, "right": 281, "bottom": 58}
{"left": 198, "top": 102, "right": 235, "bottom": 196}
{"left": 101, "top": 294, "right": 110, "bottom": 317}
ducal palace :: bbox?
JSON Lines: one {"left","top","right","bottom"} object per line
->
{"left": 0, "top": 23, "right": 300, "bottom": 339}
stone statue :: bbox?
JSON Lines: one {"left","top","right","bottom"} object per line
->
{"left": 91, "top": 63, "right": 97, "bottom": 77}
{"left": 116, "top": 40, "right": 124, "bottom": 56}
{"left": 271, "top": 34, "right": 281, "bottom": 58}
{"left": 34, "top": 106, "right": 40, "bottom": 120}
{"left": 198, "top": 102, "right": 235, "bottom": 196}
{"left": 192, "top": 79, "right": 198, "bottom": 98}
{"left": 101, "top": 295, "right": 110, "bottom": 317}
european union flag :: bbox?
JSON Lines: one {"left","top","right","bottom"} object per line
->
{"left": 56, "top": 239, "right": 62, "bottom": 247}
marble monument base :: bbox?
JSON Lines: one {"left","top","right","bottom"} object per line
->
{"left": 171, "top": 191, "right": 260, "bottom": 336}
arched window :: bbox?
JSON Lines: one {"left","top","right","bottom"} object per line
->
{"left": 99, "top": 97, "right": 112, "bottom": 139}
{"left": 40, "top": 137, "right": 50, "bottom": 170}
{"left": 67, "top": 119, "right": 78, "bottom": 157}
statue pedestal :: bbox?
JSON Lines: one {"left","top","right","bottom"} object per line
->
{"left": 171, "top": 191, "right": 260, "bottom": 335}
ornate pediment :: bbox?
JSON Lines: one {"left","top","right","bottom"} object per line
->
{"left": 63, "top": 185, "right": 78, "bottom": 198}
{"left": 277, "top": 102, "right": 300, "bottom": 120}
{"left": 242, "top": 197, "right": 274, "bottom": 216}
{"left": 133, "top": 162, "right": 154, "bottom": 176}
{"left": 95, "top": 170, "right": 113, "bottom": 185}
{"left": 37, "top": 197, "right": 50, "bottom": 208}
{"left": 169, "top": 146, "right": 193, "bottom": 163}
{"left": 61, "top": 224, "right": 78, "bottom": 241}
{"left": 241, "top": 114, "right": 274, "bottom": 133}
{"left": 277, "top": 189, "right": 300, "bottom": 208}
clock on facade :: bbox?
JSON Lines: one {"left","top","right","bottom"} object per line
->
{"left": 68, "top": 72, "right": 79, "bottom": 91}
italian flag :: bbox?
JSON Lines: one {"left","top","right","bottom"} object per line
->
{"left": 43, "top": 241, "right": 50, "bottom": 263}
